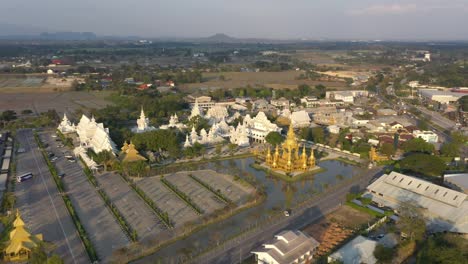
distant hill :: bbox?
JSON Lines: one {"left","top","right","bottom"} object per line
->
{"left": 0, "top": 23, "right": 48, "bottom": 37}
{"left": 39, "top": 32, "right": 97, "bottom": 40}
{"left": 197, "top": 33, "right": 239, "bottom": 43}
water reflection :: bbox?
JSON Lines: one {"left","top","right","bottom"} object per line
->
{"left": 148, "top": 157, "right": 362, "bottom": 260}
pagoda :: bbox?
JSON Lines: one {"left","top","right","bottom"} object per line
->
{"left": 120, "top": 141, "right": 147, "bottom": 162}
{"left": 264, "top": 124, "right": 316, "bottom": 173}
{"left": 3, "top": 210, "right": 43, "bottom": 262}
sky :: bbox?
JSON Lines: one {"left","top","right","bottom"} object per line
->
{"left": 1, "top": 0, "right": 468, "bottom": 40}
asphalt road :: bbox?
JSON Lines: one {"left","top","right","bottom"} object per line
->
{"left": 192, "top": 166, "right": 384, "bottom": 264}
{"left": 15, "top": 129, "right": 89, "bottom": 264}
{"left": 41, "top": 132, "right": 129, "bottom": 262}
{"left": 416, "top": 106, "right": 456, "bottom": 131}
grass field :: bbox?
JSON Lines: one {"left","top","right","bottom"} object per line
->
{"left": 180, "top": 71, "right": 347, "bottom": 90}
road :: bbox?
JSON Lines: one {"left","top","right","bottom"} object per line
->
{"left": 15, "top": 129, "right": 89, "bottom": 264}
{"left": 416, "top": 106, "right": 456, "bottom": 131}
{"left": 191, "top": 166, "right": 384, "bottom": 264}
{"left": 41, "top": 132, "right": 129, "bottom": 262}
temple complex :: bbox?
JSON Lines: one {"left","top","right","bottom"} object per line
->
{"left": 206, "top": 105, "right": 229, "bottom": 122}
{"left": 184, "top": 126, "right": 224, "bottom": 147}
{"left": 133, "top": 107, "right": 156, "bottom": 133}
{"left": 229, "top": 122, "right": 250, "bottom": 147}
{"left": 3, "top": 210, "right": 43, "bottom": 262}
{"left": 264, "top": 124, "right": 316, "bottom": 173}
{"left": 76, "top": 114, "right": 117, "bottom": 154}
{"left": 120, "top": 141, "right": 147, "bottom": 162}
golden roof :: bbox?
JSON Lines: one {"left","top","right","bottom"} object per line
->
{"left": 282, "top": 123, "right": 299, "bottom": 151}
{"left": 5, "top": 210, "right": 42, "bottom": 256}
{"left": 122, "top": 141, "right": 147, "bottom": 162}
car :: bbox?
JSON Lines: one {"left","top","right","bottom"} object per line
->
{"left": 284, "top": 209, "right": 291, "bottom": 217}
{"left": 377, "top": 234, "right": 385, "bottom": 239}
{"left": 58, "top": 172, "right": 65, "bottom": 178}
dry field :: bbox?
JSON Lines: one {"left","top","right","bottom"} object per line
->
{"left": 0, "top": 91, "right": 113, "bottom": 115}
{"left": 180, "top": 71, "right": 347, "bottom": 90}
{"left": 302, "top": 205, "right": 373, "bottom": 256}
{"left": 0, "top": 74, "right": 78, "bottom": 93}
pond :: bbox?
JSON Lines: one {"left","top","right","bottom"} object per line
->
{"left": 137, "top": 157, "right": 363, "bottom": 261}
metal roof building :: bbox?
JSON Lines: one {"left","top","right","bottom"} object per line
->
{"left": 365, "top": 171, "right": 468, "bottom": 234}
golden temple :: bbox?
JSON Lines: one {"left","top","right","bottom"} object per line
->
{"left": 369, "top": 146, "right": 389, "bottom": 162}
{"left": 3, "top": 210, "right": 43, "bottom": 262}
{"left": 265, "top": 124, "right": 316, "bottom": 172}
{"left": 120, "top": 141, "right": 147, "bottom": 162}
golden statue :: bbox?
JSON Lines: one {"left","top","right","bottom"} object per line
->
{"left": 121, "top": 141, "right": 147, "bottom": 162}
{"left": 3, "top": 210, "right": 43, "bottom": 262}
{"left": 264, "top": 124, "right": 316, "bottom": 172}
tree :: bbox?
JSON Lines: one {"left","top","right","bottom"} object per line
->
{"left": 399, "top": 153, "right": 446, "bottom": 177}
{"left": 380, "top": 143, "right": 394, "bottom": 156}
{"left": 265, "top": 131, "right": 283, "bottom": 145}
{"left": 47, "top": 255, "right": 64, "bottom": 264}
{"left": 21, "top": 109, "right": 33, "bottom": 115}
{"left": 314, "top": 84, "right": 327, "bottom": 98}
{"left": 416, "top": 233, "right": 468, "bottom": 264}
{"left": 397, "top": 204, "right": 426, "bottom": 241}
{"left": 440, "top": 142, "right": 460, "bottom": 157}
{"left": 30, "top": 246, "right": 47, "bottom": 264}
{"left": 401, "top": 138, "right": 434, "bottom": 154}
{"left": 95, "top": 150, "right": 115, "bottom": 171}
{"left": 373, "top": 244, "right": 395, "bottom": 263}
{"left": 298, "top": 84, "right": 311, "bottom": 97}
{"left": 125, "top": 160, "right": 147, "bottom": 177}
{"left": 311, "top": 127, "right": 325, "bottom": 144}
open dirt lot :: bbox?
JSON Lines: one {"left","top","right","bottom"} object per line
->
{"left": 0, "top": 91, "right": 112, "bottom": 116}
{"left": 180, "top": 71, "right": 347, "bottom": 90}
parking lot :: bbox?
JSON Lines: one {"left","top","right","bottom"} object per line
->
{"left": 41, "top": 132, "right": 129, "bottom": 262}
{"left": 165, "top": 172, "right": 226, "bottom": 214}
{"left": 15, "top": 129, "right": 89, "bottom": 264}
{"left": 136, "top": 177, "right": 199, "bottom": 227}
{"left": 190, "top": 170, "right": 254, "bottom": 204}
{"left": 95, "top": 172, "right": 166, "bottom": 241}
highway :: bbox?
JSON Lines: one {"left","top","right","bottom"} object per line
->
{"left": 191, "top": 166, "right": 384, "bottom": 264}
{"left": 416, "top": 106, "right": 456, "bottom": 131}
{"left": 15, "top": 129, "right": 89, "bottom": 264}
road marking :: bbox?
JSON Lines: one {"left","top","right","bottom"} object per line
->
{"left": 25, "top": 132, "right": 79, "bottom": 264}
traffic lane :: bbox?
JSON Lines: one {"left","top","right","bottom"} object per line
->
{"left": 15, "top": 130, "right": 89, "bottom": 264}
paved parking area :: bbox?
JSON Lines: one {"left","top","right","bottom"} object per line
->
{"left": 95, "top": 172, "right": 166, "bottom": 241}
{"left": 165, "top": 172, "right": 225, "bottom": 214}
{"left": 136, "top": 177, "right": 199, "bottom": 227}
{"left": 15, "top": 129, "right": 88, "bottom": 264}
{"left": 41, "top": 132, "right": 128, "bottom": 262}
{"left": 190, "top": 170, "right": 254, "bottom": 204}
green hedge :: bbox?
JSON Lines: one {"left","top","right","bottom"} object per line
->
{"left": 80, "top": 158, "right": 137, "bottom": 242}
{"left": 34, "top": 132, "right": 98, "bottom": 262}
{"left": 161, "top": 178, "right": 204, "bottom": 215}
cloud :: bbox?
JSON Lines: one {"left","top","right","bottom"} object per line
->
{"left": 348, "top": 3, "right": 418, "bottom": 16}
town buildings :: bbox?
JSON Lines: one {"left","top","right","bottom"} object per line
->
{"left": 412, "top": 130, "right": 438, "bottom": 143}
{"left": 328, "top": 235, "right": 378, "bottom": 264}
{"left": 252, "top": 230, "right": 319, "bottom": 264}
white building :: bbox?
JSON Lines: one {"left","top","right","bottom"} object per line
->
{"left": 270, "top": 97, "right": 290, "bottom": 108}
{"left": 365, "top": 171, "right": 468, "bottom": 234}
{"left": 325, "top": 90, "right": 368, "bottom": 104}
{"left": 184, "top": 126, "right": 224, "bottom": 147}
{"left": 229, "top": 122, "right": 250, "bottom": 147}
{"left": 57, "top": 113, "right": 76, "bottom": 133}
{"left": 75, "top": 115, "right": 117, "bottom": 154}
{"left": 206, "top": 105, "right": 229, "bottom": 122}
{"left": 290, "top": 111, "right": 311, "bottom": 128}
{"left": 327, "top": 125, "right": 340, "bottom": 134}
{"left": 252, "top": 230, "right": 319, "bottom": 264}
{"left": 160, "top": 114, "right": 186, "bottom": 130}
{"left": 412, "top": 130, "right": 438, "bottom": 143}
{"left": 132, "top": 107, "right": 156, "bottom": 133}
{"left": 244, "top": 112, "right": 282, "bottom": 143}
{"left": 419, "top": 89, "right": 463, "bottom": 105}
{"left": 328, "top": 235, "right": 378, "bottom": 264}
{"left": 190, "top": 98, "right": 204, "bottom": 119}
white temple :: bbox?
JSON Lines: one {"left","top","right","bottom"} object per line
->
{"left": 190, "top": 98, "right": 204, "bottom": 119}
{"left": 57, "top": 113, "right": 76, "bottom": 133}
{"left": 132, "top": 107, "right": 156, "bottom": 133}
{"left": 184, "top": 126, "right": 224, "bottom": 147}
{"left": 206, "top": 105, "right": 229, "bottom": 123}
{"left": 242, "top": 112, "right": 281, "bottom": 143}
{"left": 75, "top": 115, "right": 117, "bottom": 154}
{"left": 160, "top": 113, "right": 186, "bottom": 130}
{"left": 229, "top": 122, "right": 250, "bottom": 147}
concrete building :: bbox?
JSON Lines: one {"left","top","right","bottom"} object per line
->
{"left": 376, "top": 109, "right": 397, "bottom": 116}
{"left": 328, "top": 235, "right": 377, "bottom": 264}
{"left": 252, "top": 230, "right": 319, "bottom": 264}
{"left": 270, "top": 97, "right": 290, "bottom": 109}
{"left": 365, "top": 171, "right": 468, "bottom": 234}
{"left": 290, "top": 111, "right": 311, "bottom": 128}
{"left": 412, "top": 130, "right": 439, "bottom": 143}
{"left": 419, "top": 89, "right": 463, "bottom": 105}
